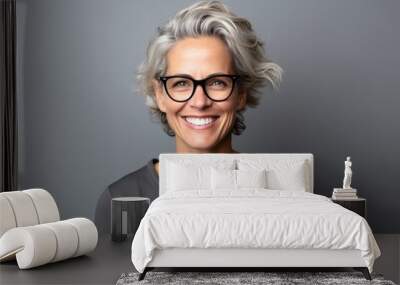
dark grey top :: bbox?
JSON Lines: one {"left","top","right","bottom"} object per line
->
{"left": 94, "top": 158, "right": 159, "bottom": 233}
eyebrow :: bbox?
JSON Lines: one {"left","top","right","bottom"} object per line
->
{"left": 166, "top": 72, "right": 231, "bottom": 79}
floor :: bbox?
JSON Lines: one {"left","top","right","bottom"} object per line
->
{"left": 374, "top": 234, "right": 400, "bottom": 284}
{"left": 0, "top": 233, "right": 398, "bottom": 284}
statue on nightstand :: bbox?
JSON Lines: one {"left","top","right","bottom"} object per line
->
{"left": 342, "top": 156, "right": 353, "bottom": 189}
{"left": 332, "top": 156, "right": 357, "bottom": 199}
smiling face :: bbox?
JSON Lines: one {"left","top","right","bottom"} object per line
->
{"left": 153, "top": 36, "right": 246, "bottom": 153}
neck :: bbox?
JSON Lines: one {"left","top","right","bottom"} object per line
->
{"left": 175, "top": 134, "right": 238, "bottom": 154}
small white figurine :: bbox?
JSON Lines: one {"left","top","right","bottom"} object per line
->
{"left": 342, "top": 156, "right": 353, "bottom": 189}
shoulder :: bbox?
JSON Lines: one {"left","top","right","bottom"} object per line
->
{"left": 108, "top": 158, "right": 159, "bottom": 195}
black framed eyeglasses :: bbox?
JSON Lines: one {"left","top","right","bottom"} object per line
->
{"left": 159, "top": 74, "right": 240, "bottom": 102}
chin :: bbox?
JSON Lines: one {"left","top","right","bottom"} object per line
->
{"left": 185, "top": 139, "right": 217, "bottom": 152}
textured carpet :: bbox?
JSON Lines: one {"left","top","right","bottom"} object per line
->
{"left": 116, "top": 271, "right": 396, "bottom": 285}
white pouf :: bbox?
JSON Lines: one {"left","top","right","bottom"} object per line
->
{"left": 0, "top": 189, "right": 98, "bottom": 269}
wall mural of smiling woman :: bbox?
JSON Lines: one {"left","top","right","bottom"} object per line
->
{"left": 94, "top": 0, "right": 283, "bottom": 233}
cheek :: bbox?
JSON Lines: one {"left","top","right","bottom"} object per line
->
{"left": 219, "top": 110, "right": 236, "bottom": 131}
{"left": 216, "top": 101, "right": 239, "bottom": 130}
{"left": 164, "top": 99, "right": 182, "bottom": 115}
{"left": 163, "top": 101, "right": 184, "bottom": 125}
{"left": 220, "top": 97, "right": 240, "bottom": 116}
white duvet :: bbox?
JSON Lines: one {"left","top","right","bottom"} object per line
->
{"left": 131, "top": 190, "right": 380, "bottom": 273}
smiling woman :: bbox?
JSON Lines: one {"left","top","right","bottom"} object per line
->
{"left": 152, "top": 36, "right": 246, "bottom": 153}
{"left": 95, "top": 0, "right": 282, "bottom": 233}
{"left": 138, "top": 0, "right": 283, "bottom": 154}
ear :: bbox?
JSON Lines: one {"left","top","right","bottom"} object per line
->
{"left": 236, "top": 90, "right": 247, "bottom": 111}
{"left": 152, "top": 79, "right": 167, "bottom": 113}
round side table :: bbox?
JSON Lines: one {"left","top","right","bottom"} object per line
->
{"left": 111, "top": 197, "right": 150, "bottom": 242}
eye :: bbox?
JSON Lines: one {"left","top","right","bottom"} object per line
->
{"left": 209, "top": 80, "right": 227, "bottom": 87}
{"left": 173, "top": 81, "right": 189, "bottom": 87}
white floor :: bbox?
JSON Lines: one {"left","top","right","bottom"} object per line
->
{"left": 374, "top": 234, "right": 400, "bottom": 284}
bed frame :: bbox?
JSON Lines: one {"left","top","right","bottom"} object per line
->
{"left": 138, "top": 153, "right": 372, "bottom": 281}
{"left": 140, "top": 248, "right": 371, "bottom": 280}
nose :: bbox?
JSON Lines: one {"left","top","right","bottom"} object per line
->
{"left": 188, "top": 84, "right": 213, "bottom": 109}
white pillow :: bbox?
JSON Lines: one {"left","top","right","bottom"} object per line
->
{"left": 167, "top": 162, "right": 210, "bottom": 191}
{"left": 236, "top": 169, "right": 267, "bottom": 188}
{"left": 166, "top": 159, "right": 235, "bottom": 192}
{"left": 211, "top": 168, "right": 236, "bottom": 190}
{"left": 238, "top": 159, "right": 307, "bottom": 191}
{"left": 211, "top": 168, "right": 267, "bottom": 190}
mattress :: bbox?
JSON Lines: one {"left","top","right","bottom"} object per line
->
{"left": 131, "top": 189, "right": 381, "bottom": 273}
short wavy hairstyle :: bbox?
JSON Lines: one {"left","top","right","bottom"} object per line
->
{"left": 136, "top": 0, "right": 283, "bottom": 136}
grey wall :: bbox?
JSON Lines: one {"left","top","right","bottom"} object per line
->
{"left": 16, "top": 0, "right": 400, "bottom": 233}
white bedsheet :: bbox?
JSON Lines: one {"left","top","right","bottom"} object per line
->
{"left": 131, "top": 190, "right": 380, "bottom": 273}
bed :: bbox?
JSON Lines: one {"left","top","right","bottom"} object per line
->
{"left": 131, "top": 153, "right": 381, "bottom": 280}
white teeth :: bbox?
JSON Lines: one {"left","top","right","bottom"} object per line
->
{"left": 184, "top": 117, "right": 216, "bottom": 126}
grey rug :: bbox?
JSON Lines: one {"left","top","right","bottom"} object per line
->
{"left": 116, "top": 271, "right": 396, "bottom": 285}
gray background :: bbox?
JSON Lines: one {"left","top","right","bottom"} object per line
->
{"left": 16, "top": 0, "right": 400, "bottom": 233}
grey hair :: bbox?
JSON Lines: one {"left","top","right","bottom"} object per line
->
{"left": 136, "top": 0, "right": 283, "bottom": 136}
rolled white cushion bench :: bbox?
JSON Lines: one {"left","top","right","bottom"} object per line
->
{"left": 0, "top": 189, "right": 98, "bottom": 269}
